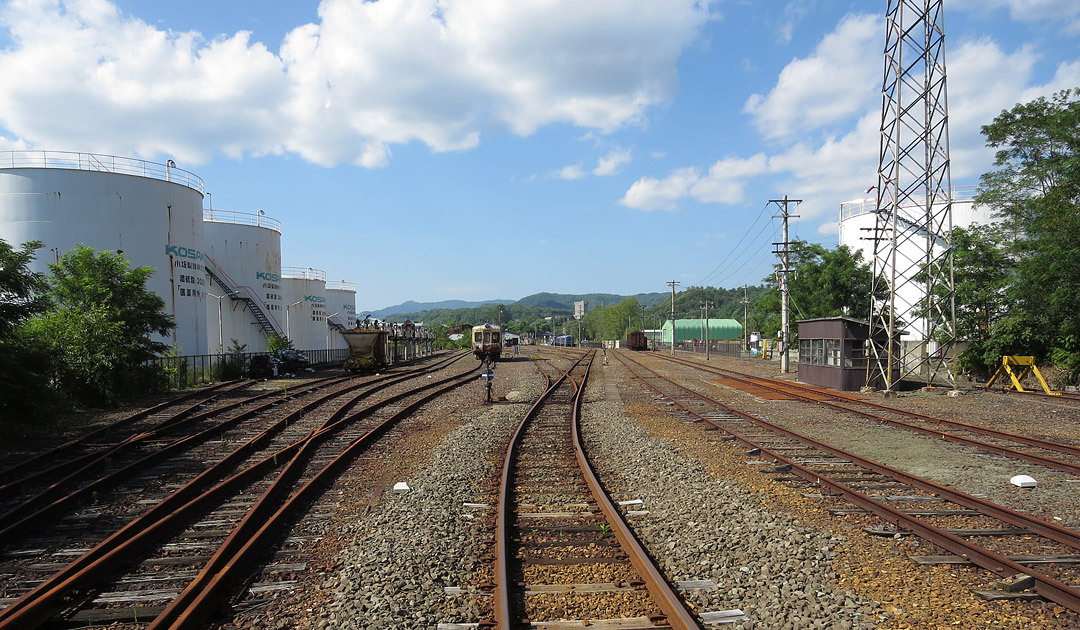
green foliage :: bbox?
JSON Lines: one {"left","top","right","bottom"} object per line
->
{"left": 0, "top": 239, "right": 50, "bottom": 336}
{"left": 755, "top": 241, "right": 878, "bottom": 339}
{"left": 0, "top": 327, "right": 65, "bottom": 421}
{"left": 217, "top": 339, "right": 248, "bottom": 381}
{"left": 968, "top": 88, "right": 1080, "bottom": 382}
{"left": 266, "top": 333, "right": 293, "bottom": 352}
{"left": 25, "top": 245, "right": 176, "bottom": 407}
{"left": 581, "top": 298, "right": 641, "bottom": 341}
{"left": 946, "top": 225, "right": 1017, "bottom": 374}
{"left": 0, "top": 238, "right": 57, "bottom": 421}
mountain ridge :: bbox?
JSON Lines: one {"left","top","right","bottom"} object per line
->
{"left": 363, "top": 291, "right": 669, "bottom": 318}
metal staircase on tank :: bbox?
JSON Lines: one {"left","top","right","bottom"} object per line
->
{"left": 204, "top": 256, "right": 282, "bottom": 338}
{"left": 326, "top": 315, "right": 348, "bottom": 331}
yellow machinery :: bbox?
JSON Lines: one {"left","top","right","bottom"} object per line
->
{"left": 985, "top": 356, "right": 1060, "bottom": 395}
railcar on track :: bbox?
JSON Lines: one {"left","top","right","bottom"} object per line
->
{"left": 626, "top": 330, "right": 648, "bottom": 351}
{"left": 341, "top": 328, "right": 390, "bottom": 372}
{"left": 472, "top": 323, "right": 503, "bottom": 362}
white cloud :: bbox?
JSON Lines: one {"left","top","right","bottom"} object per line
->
{"left": 555, "top": 164, "right": 587, "bottom": 180}
{"left": 623, "top": 17, "right": 1080, "bottom": 225}
{"left": 619, "top": 154, "right": 768, "bottom": 211}
{"left": 619, "top": 167, "right": 699, "bottom": 211}
{"left": 0, "top": 0, "right": 713, "bottom": 167}
{"left": 696, "top": 232, "right": 726, "bottom": 246}
{"left": 951, "top": 0, "right": 1080, "bottom": 34}
{"left": 777, "top": 0, "right": 816, "bottom": 44}
{"left": 548, "top": 146, "right": 631, "bottom": 180}
{"left": 743, "top": 13, "right": 881, "bottom": 141}
{"left": 592, "top": 148, "right": 631, "bottom": 176}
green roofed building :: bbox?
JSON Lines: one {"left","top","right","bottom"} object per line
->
{"left": 661, "top": 319, "right": 742, "bottom": 344}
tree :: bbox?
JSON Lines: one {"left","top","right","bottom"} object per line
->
{"left": 582, "top": 298, "right": 640, "bottom": 341}
{"left": 974, "top": 88, "right": 1080, "bottom": 382}
{"left": 946, "top": 225, "right": 1015, "bottom": 373}
{"left": 26, "top": 245, "right": 175, "bottom": 406}
{"left": 757, "top": 241, "right": 878, "bottom": 338}
{"left": 0, "top": 239, "right": 57, "bottom": 421}
{"left": 0, "top": 239, "right": 49, "bottom": 335}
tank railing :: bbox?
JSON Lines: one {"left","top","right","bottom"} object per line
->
{"left": 325, "top": 280, "right": 357, "bottom": 292}
{"left": 86, "top": 153, "right": 108, "bottom": 172}
{"left": 204, "top": 255, "right": 284, "bottom": 337}
{"left": 203, "top": 209, "right": 284, "bottom": 233}
{"left": 840, "top": 184, "right": 978, "bottom": 220}
{"left": 281, "top": 266, "right": 327, "bottom": 282}
{"left": 0, "top": 150, "right": 205, "bottom": 193}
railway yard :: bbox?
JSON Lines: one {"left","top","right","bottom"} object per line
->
{"left": 3, "top": 348, "right": 1080, "bottom": 629}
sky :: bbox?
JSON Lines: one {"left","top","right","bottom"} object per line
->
{"left": 0, "top": 0, "right": 1078, "bottom": 311}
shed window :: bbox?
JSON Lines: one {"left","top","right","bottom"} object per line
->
{"left": 799, "top": 339, "right": 811, "bottom": 364}
{"left": 827, "top": 339, "right": 841, "bottom": 366}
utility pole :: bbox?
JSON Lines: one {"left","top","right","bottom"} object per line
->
{"left": 769, "top": 196, "right": 801, "bottom": 374}
{"left": 667, "top": 280, "right": 680, "bottom": 355}
{"left": 639, "top": 304, "right": 646, "bottom": 332}
{"left": 741, "top": 285, "right": 750, "bottom": 354}
{"left": 701, "top": 299, "right": 712, "bottom": 362}
{"left": 699, "top": 306, "right": 705, "bottom": 355}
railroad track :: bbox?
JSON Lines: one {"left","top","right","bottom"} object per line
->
{"left": 0, "top": 351, "right": 475, "bottom": 629}
{"left": 486, "top": 349, "right": 702, "bottom": 629}
{"left": 990, "top": 388, "right": 1080, "bottom": 406}
{"left": 650, "top": 353, "right": 1080, "bottom": 477}
{"left": 613, "top": 350, "right": 1080, "bottom": 612}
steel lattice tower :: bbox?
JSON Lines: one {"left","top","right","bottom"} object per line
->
{"left": 867, "top": 0, "right": 956, "bottom": 392}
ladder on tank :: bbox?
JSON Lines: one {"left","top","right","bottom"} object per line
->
{"left": 204, "top": 256, "right": 282, "bottom": 338}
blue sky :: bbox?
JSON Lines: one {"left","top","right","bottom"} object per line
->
{"left": 1, "top": 0, "right": 1077, "bottom": 311}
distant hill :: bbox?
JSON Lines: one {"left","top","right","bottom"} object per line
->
{"left": 515, "top": 292, "right": 668, "bottom": 309}
{"left": 365, "top": 291, "right": 669, "bottom": 320}
{"left": 365, "top": 299, "right": 512, "bottom": 318}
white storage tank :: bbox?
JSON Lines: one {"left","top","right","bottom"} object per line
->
{"left": 325, "top": 280, "right": 357, "bottom": 351}
{"left": 837, "top": 186, "right": 993, "bottom": 342}
{"left": 203, "top": 209, "right": 285, "bottom": 353}
{"left": 281, "top": 267, "right": 327, "bottom": 352}
{"left": 0, "top": 150, "right": 207, "bottom": 355}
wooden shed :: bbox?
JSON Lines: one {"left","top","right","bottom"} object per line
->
{"left": 796, "top": 316, "right": 894, "bottom": 391}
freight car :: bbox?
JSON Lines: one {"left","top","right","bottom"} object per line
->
{"left": 626, "top": 330, "right": 648, "bottom": 351}
{"left": 341, "top": 328, "right": 390, "bottom": 372}
{"left": 472, "top": 323, "right": 503, "bottom": 362}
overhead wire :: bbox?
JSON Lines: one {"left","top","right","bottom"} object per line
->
{"left": 697, "top": 202, "right": 773, "bottom": 286}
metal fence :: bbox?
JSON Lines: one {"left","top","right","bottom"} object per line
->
{"left": 145, "top": 349, "right": 350, "bottom": 391}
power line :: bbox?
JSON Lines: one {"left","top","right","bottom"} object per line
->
{"left": 697, "top": 202, "right": 772, "bottom": 286}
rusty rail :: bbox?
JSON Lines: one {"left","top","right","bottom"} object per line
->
{"left": 492, "top": 350, "right": 701, "bottom": 629}
{"left": 616, "top": 351, "right": 1080, "bottom": 613}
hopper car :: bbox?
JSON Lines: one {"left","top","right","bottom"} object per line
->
{"left": 341, "top": 328, "right": 390, "bottom": 372}
{"left": 472, "top": 323, "right": 503, "bottom": 362}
